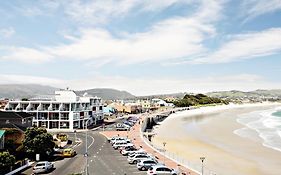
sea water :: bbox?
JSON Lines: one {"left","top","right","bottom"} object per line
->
{"left": 234, "top": 107, "right": 281, "bottom": 152}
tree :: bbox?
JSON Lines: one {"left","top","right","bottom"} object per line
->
{"left": 23, "top": 127, "right": 55, "bottom": 160}
{"left": 0, "top": 151, "right": 16, "bottom": 169}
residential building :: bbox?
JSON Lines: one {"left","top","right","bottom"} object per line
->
{"left": 108, "top": 102, "right": 142, "bottom": 114}
{"left": 3, "top": 90, "right": 103, "bottom": 131}
{"left": 0, "top": 111, "right": 33, "bottom": 130}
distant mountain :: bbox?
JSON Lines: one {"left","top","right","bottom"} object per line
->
{"left": 137, "top": 92, "right": 186, "bottom": 100}
{"left": 0, "top": 84, "right": 58, "bottom": 99}
{"left": 207, "top": 89, "right": 281, "bottom": 99}
{"left": 0, "top": 85, "right": 135, "bottom": 100}
{"left": 77, "top": 88, "right": 135, "bottom": 100}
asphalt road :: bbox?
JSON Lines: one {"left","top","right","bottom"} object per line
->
{"left": 19, "top": 130, "right": 146, "bottom": 175}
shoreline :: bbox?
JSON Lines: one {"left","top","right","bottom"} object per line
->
{"left": 150, "top": 102, "right": 281, "bottom": 175}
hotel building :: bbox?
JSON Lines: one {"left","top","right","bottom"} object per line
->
{"left": 3, "top": 90, "right": 103, "bottom": 131}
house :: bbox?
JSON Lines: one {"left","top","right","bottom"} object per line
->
{"left": 108, "top": 102, "right": 142, "bottom": 114}
{"left": 3, "top": 89, "right": 104, "bottom": 131}
{"left": 0, "top": 130, "right": 5, "bottom": 149}
{"left": 0, "top": 111, "right": 33, "bottom": 130}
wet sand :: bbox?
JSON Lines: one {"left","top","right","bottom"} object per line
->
{"left": 151, "top": 104, "right": 281, "bottom": 175}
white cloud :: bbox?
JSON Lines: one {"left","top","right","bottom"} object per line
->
{"left": 0, "top": 27, "right": 15, "bottom": 38}
{"left": 0, "top": 74, "right": 63, "bottom": 86}
{"left": 0, "top": 0, "right": 223, "bottom": 65}
{"left": 242, "top": 0, "right": 281, "bottom": 21}
{"left": 62, "top": 0, "right": 196, "bottom": 25}
{"left": 0, "top": 73, "right": 279, "bottom": 96}
{"left": 45, "top": 0, "right": 223, "bottom": 65}
{"left": 187, "top": 28, "right": 281, "bottom": 64}
{"left": 0, "top": 46, "right": 53, "bottom": 63}
{"left": 48, "top": 17, "right": 215, "bottom": 65}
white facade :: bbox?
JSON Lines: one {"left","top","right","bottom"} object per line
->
{"left": 3, "top": 90, "right": 103, "bottom": 131}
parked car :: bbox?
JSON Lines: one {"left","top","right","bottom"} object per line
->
{"left": 116, "top": 123, "right": 131, "bottom": 131}
{"left": 124, "top": 120, "right": 134, "bottom": 127}
{"left": 118, "top": 145, "right": 136, "bottom": 153}
{"left": 146, "top": 165, "right": 177, "bottom": 175}
{"left": 110, "top": 136, "right": 127, "bottom": 143}
{"left": 121, "top": 147, "right": 138, "bottom": 155}
{"left": 33, "top": 161, "right": 54, "bottom": 174}
{"left": 113, "top": 143, "right": 134, "bottom": 150}
{"left": 127, "top": 154, "right": 153, "bottom": 164}
{"left": 127, "top": 149, "right": 147, "bottom": 157}
{"left": 111, "top": 138, "right": 130, "bottom": 145}
{"left": 137, "top": 159, "right": 159, "bottom": 171}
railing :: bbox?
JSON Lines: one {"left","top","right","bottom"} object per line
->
{"left": 142, "top": 133, "right": 218, "bottom": 175}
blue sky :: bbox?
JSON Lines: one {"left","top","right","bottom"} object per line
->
{"left": 0, "top": 0, "right": 281, "bottom": 95}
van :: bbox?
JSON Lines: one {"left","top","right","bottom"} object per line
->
{"left": 62, "top": 148, "right": 76, "bottom": 157}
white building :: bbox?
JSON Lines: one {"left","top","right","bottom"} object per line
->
{"left": 151, "top": 98, "right": 175, "bottom": 108}
{"left": 3, "top": 90, "right": 103, "bottom": 131}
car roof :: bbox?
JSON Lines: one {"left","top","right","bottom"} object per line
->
{"left": 36, "top": 161, "right": 49, "bottom": 164}
{"left": 152, "top": 165, "right": 169, "bottom": 168}
{"left": 140, "top": 158, "right": 156, "bottom": 162}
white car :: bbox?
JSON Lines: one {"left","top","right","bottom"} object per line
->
{"left": 113, "top": 143, "right": 134, "bottom": 150}
{"left": 33, "top": 161, "right": 54, "bottom": 174}
{"left": 127, "top": 154, "right": 153, "bottom": 164}
{"left": 121, "top": 148, "right": 141, "bottom": 156}
{"left": 146, "top": 165, "right": 177, "bottom": 175}
{"left": 111, "top": 138, "right": 130, "bottom": 145}
{"left": 127, "top": 149, "right": 147, "bottom": 157}
{"left": 137, "top": 159, "right": 159, "bottom": 171}
{"left": 116, "top": 123, "right": 131, "bottom": 131}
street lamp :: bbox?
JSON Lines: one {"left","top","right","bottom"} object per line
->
{"left": 85, "top": 119, "right": 90, "bottom": 175}
{"left": 163, "top": 142, "right": 166, "bottom": 165}
{"left": 200, "top": 157, "right": 205, "bottom": 175}
{"left": 74, "top": 129, "right": 77, "bottom": 143}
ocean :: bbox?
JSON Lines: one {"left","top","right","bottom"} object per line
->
{"left": 235, "top": 106, "right": 281, "bottom": 152}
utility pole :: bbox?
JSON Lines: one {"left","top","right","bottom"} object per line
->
{"left": 85, "top": 119, "right": 90, "bottom": 175}
{"left": 163, "top": 142, "right": 166, "bottom": 165}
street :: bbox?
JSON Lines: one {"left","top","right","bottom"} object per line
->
{"left": 19, "top": 130, "right": 146, "bottom": 175}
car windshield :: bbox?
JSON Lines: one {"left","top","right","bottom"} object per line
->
{"left": 35, "top": 163, "right": 45, "bottom": 167}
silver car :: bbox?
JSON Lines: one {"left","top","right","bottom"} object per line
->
{"left": 137, "top": 159, "right": 159, "bottom": 171}
{"left": 127, "top": 154, "right": 153, "bottom": 164}
{"left": 33, "top": 161, "right": 54, "bottom": 174}
{"left": 146, "top": 165, "right": 177, "bottom": 175}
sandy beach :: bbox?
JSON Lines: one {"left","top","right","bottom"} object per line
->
{"left": 151, "top": 103, "right": 281, "bottom": 175}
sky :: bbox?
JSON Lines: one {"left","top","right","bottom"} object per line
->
{"left": 0, "top": 0, "right": 281, "bottom": 96}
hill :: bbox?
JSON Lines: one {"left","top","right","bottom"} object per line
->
{"left": 0, "top": 85, "right": 135, "bottom": 100}
{"left": 173, "top": 93, "right": 227, "bottom": 107}
{"left": 77, "top": 88, "right": 135, "bottom": 100}
{"left": 207, "top": 89, "right": 281, "bottom": 98}
{"left": 0, "top": 84, "right": 58, "bottom": 99}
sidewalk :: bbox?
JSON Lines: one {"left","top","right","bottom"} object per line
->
{"left": 100, "top": 114, "right": 198, "bottom": 175}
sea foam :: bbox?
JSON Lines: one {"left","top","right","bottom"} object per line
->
{"left": 234, "top": 107, "right": 281, "bottom": 152}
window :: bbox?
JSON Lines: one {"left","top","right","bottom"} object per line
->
{"left": 162, "top": 168, "right": 172, "bottom": 172}
{"left": 60, "top": 113, "right": 69, "bottom": 120}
